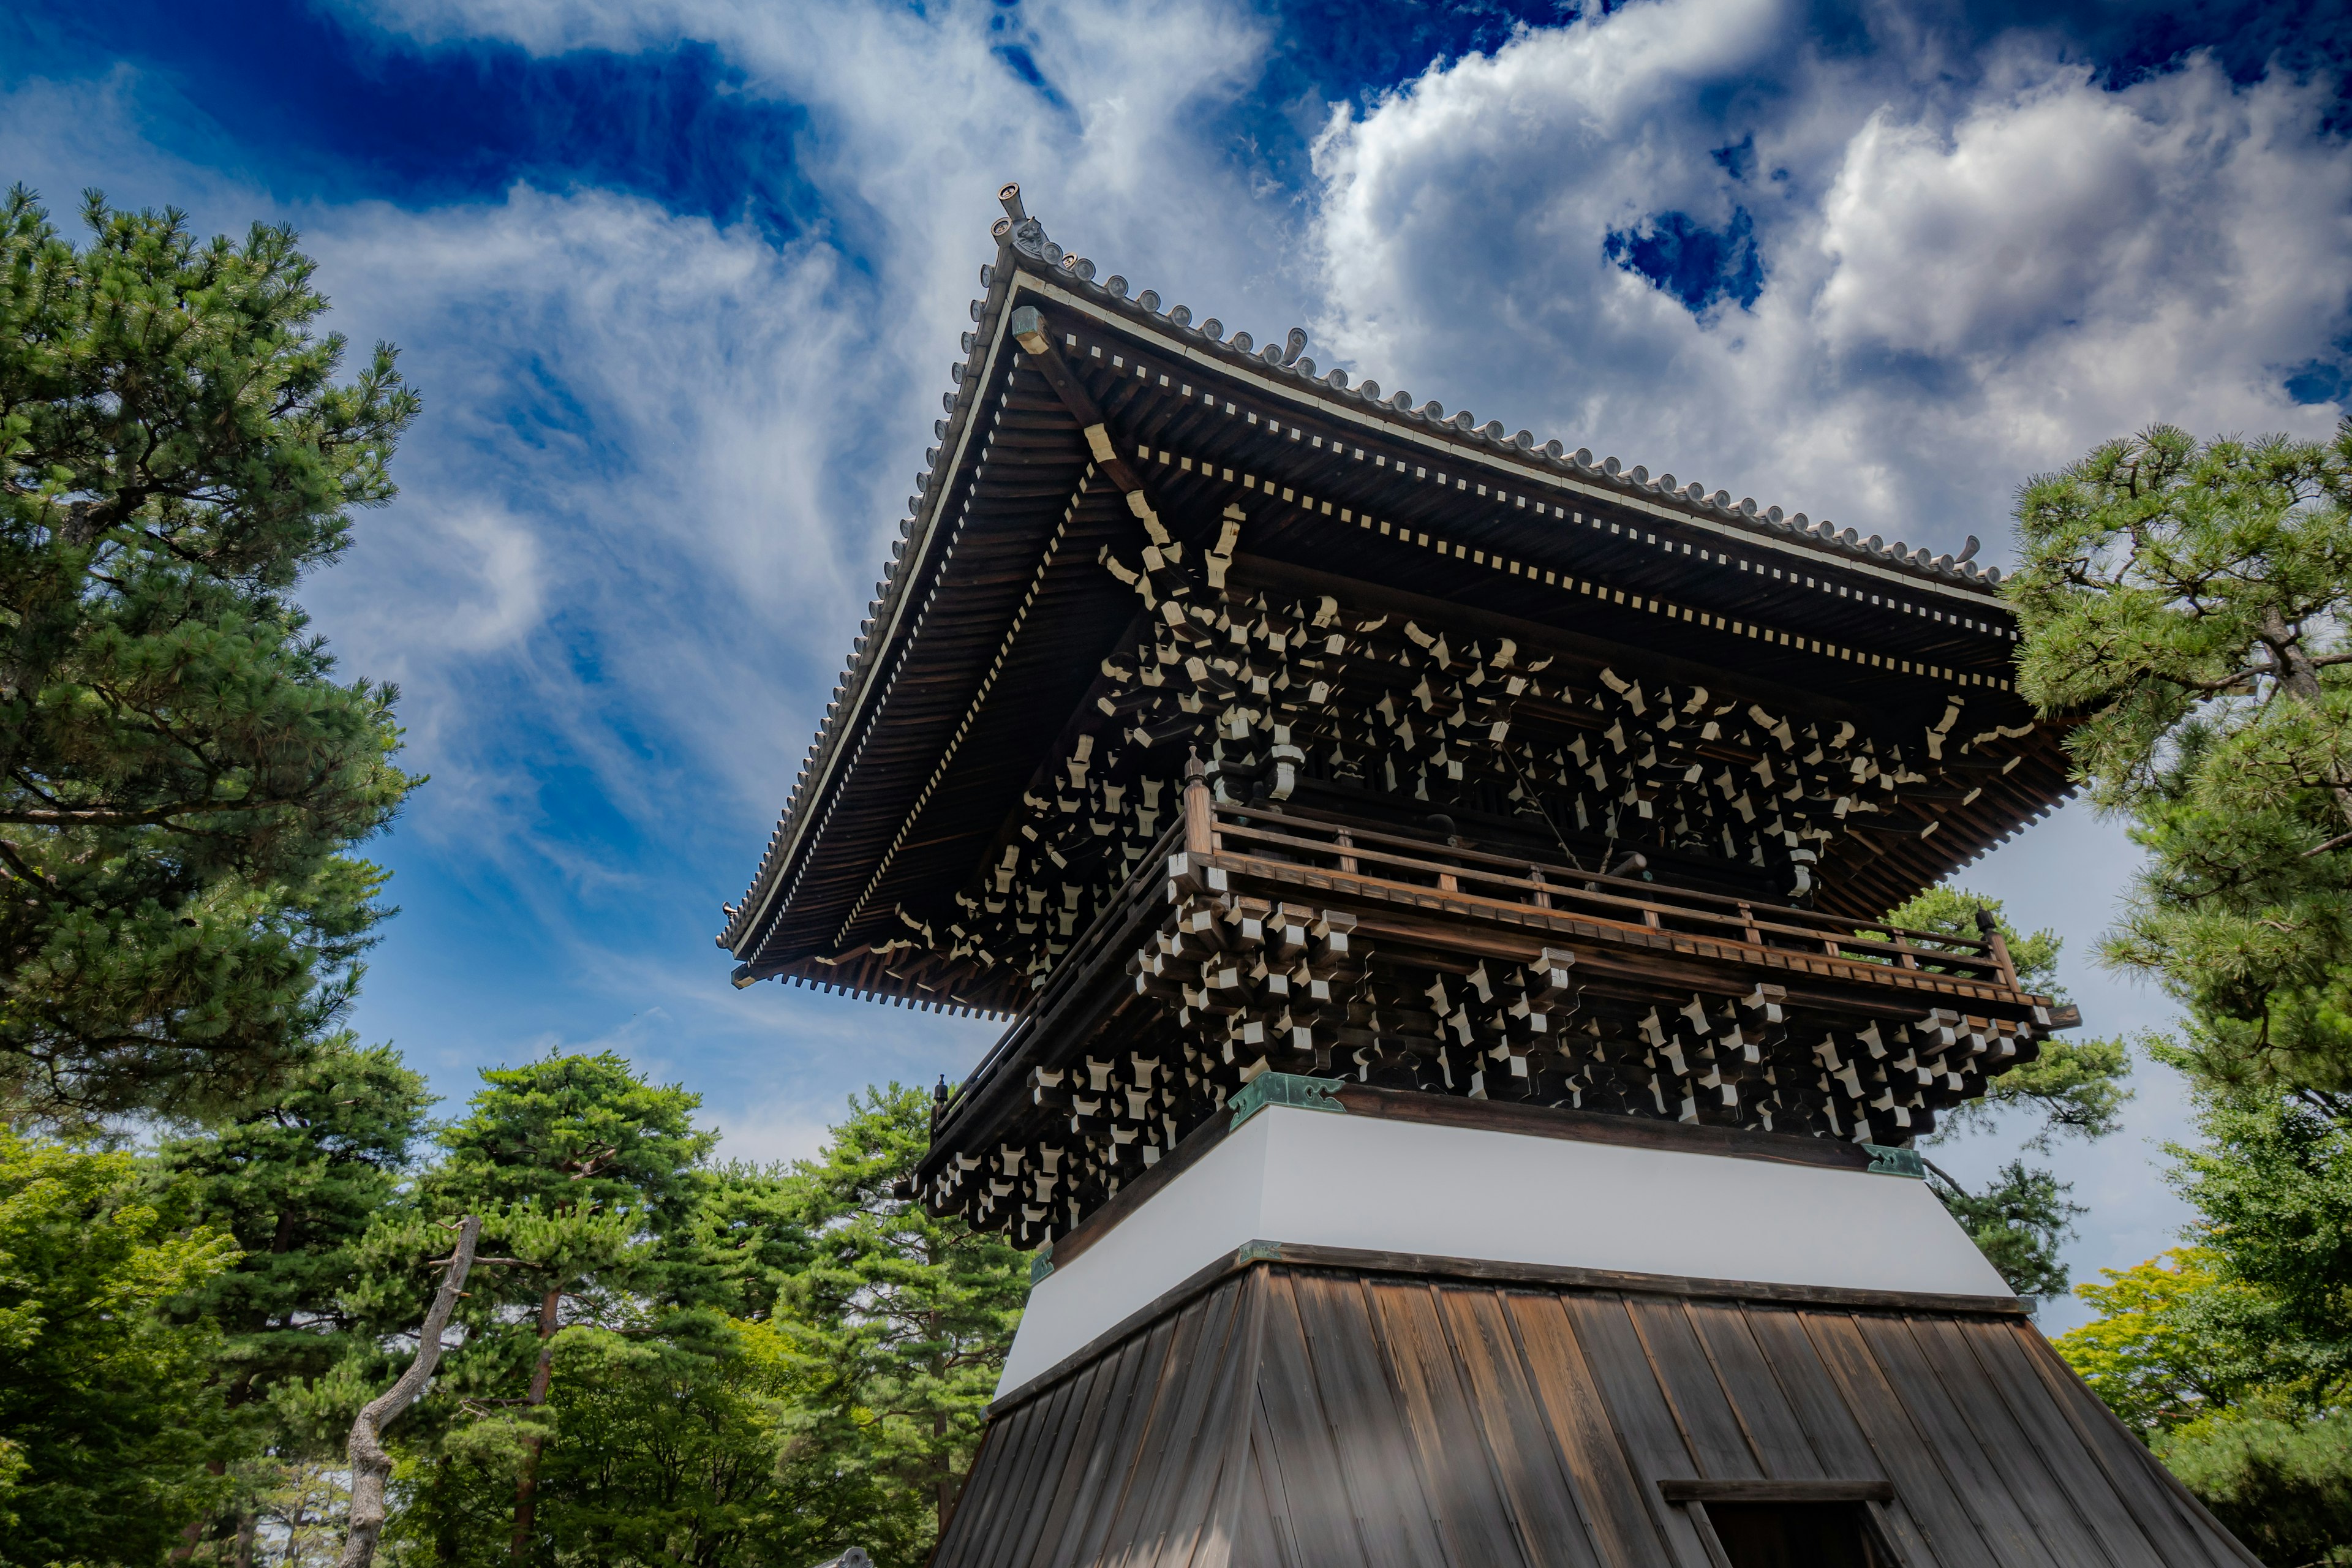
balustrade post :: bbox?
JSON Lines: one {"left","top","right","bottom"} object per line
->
{"left": 1335, "top": 829, "right": 1359, "bottom": 875}
{"left": 1530, "top": 868, "right": 1553, "bottom": 909}
{"left": 1183, "top": 750, "right": 1214, "bottom": 856}
{"left": 1974, "top": 905, "right": 2020, "bottom": 991}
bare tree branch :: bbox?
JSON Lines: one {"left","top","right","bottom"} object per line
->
{"left": 338, "top": 1216, "right": 480, "bottom": 1568}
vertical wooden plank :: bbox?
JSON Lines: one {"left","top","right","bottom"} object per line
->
{"left": 1046, "top": 1317, "right": 1180, "bottom": 1568}
{"left": 935, "top": 1407, "right": 1017, "bottom": 1568}
{"left": 1366, "top": 1280, "right": 1532, "bottom": 1567}
{"left": 956, "top": 1390, "right": 1056, "bottom": 1568}
{"left": 968, "top": 1376, "right": 1081, "bottom": 1568}
{"left": 1799, "top": 1311, "right": 2004, "bottom": 1568}
{"left": 1682, "top": 1302, "right": 1826, "bottom": 1480}
{"left": 1623, "top": 1297, "right": 1764, "bottom": 1479}
{"left": 1253, "top": 1272, "right": 1379, "bottom": 1568}
{"left": 1018, "top": 1355, "right": 1132, "bottom": 1568}
{"left": 1232, "top": 1427, "right": 1300, "bottom": 1568}
{"left": 1022, "top": 1349, "right": 1136, "bottom": 1568}
{"left": 1434, "top": 1287, "right": 1611, "bottom": 1568}
{"left": 1117, "top": 1278, "right": 1251, "bottom": 1568}
{"left": 1506, "top": 1292, "right": 1705, "bottom": 1568}
{"left": 1948, "top": 1317, "right": 2187, "bottom": 1568}
{"left": 1905, "top": 1315, "right": 2130, "bottom": 1568}
{"left": 2007, "top": 1321, "right": 2266, "bottom": 1568}
{"left": 1286, "top": 1270, "right": 1453, "bottom": 1568}
{"left": 1848, "top": 1314, "right": 2063, "bottom": 1568}
{"left": 1077, "top": 1300, "right": 1217, "bottom": 1568}
{"left": 1170, "top": 1272, "right": 1271, "bottom": 1568}
{"left": 1738, "top": 1308, "right": 1948, "bottom": 1568}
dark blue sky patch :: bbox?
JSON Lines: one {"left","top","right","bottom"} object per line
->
{"left": 2283, "top": 358, "right": 2351, "bottom": 407}
{"left": 3, "top": 1, "right": 820, "bottom": 241}
{"left": 1604, "top": 208, "right": 1764, "bottom": 315}
{"left": 989, "top": 1, "right": 1076, "bottom": 114}
{"left": 1711, "top": 134, "right": 1756, "bottom": 180}
{"left": 1803, "top": 0, "right": 2352, "bottom": 110}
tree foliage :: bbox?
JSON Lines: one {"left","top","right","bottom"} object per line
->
{"left": 2053, "top": 1249, "right": 2252, "bottom": 1434}
{"left": 2153, "top": 1412, "right": 2352, "bottom": 1567}
{"left": 2010, "top": 420, "right": 2352, "bottom": 1099}
{"left": 1879, "top": 886, "right": 2130, "bottom": 1297}
{"left": 0, "top": 186, "right": 419, "bottom": 1125}
{"left": 151, "top": 1038, "right": 434, "bottom": 1557}
{"left": 0, "top": 1133, "right": 239, "bottom": 1564}
{"left": 787, "top": 1085, "right": 1027, "bottom": 1548}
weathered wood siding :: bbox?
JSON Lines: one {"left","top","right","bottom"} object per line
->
{"left": 937, "top": 1264, "right": 2255, "bottom": 1568}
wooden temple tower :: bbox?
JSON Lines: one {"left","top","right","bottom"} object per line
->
{"left": 720, "top": 187, "right": 2256, "bottom": 1568}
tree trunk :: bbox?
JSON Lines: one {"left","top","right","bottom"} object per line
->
{"left": 337, "top": 1216, "right": 481, "bottom": 1568}
{"left": 509, "top": 1284, "right": 563, "bottom": 1558}
{"left": 2263, "top": 609, "right": 2352, "bottom": 834}
{"left": 935, "top": 1411, "right": 954, "bottom": 1536}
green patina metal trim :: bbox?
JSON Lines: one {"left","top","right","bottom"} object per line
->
{"left": 1861, "top": 1143, "right": 1926, "bottom": 1178}
{"left": 1234, "top": 1240, "right": 1284, "bottom": 1266}
{"left": 1228, "top": 1072, "right": 1348, "bottom": 1130}
{"left": 1030, "top": 1240, "right": 1055, "bottom": 1286}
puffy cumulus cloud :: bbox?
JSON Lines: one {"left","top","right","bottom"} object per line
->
{"left": 1309, "top": 0, "right": 2352, "bottom": 560}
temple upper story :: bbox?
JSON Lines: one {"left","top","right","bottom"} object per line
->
{"left": 719, "top": 187, "right": 2081, "bottom": 1250}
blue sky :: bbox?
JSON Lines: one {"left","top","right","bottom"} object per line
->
{"left": 6, "top": 0, "right": 2350, "bottom": 1327}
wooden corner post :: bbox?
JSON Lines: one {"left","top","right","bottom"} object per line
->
{"left": 1183, "top": 750, "right": 1213, "bottom": 856}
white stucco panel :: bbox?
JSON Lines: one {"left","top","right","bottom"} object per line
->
{"left": 997, "top": 1104, "right": 2008, "bottom": 1398}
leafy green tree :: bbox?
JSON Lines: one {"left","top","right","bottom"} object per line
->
{"left": 399, "top": 1052, "right": 716, "bottom": 1560}
{"left": 0, "top": 186, "right": 420, "bottom": 1127}
{"left": 1880, "top": 886, "right": 2130, "bottom": 1296}
{"left": 2054, "top": 1249, "right": 2253, "bottom": 1434}
{"left": 2166, "top": 1088, "right": 2352, "bottom": 1404}
{"left": 788, "top": 1085, "right": 1027, "bottom": 1550}
{"left": 2008, "top": 420, "right": 2352, "bottom": 1098}
{"left": 2154, "top": 1411, "right": 2352, "bottom": 1567}
{"left": 0, "top": 1132, "right": 239, "bottom": 1564}
{"left": 151, "top": 1038, "right": 433, "bottom": 1556}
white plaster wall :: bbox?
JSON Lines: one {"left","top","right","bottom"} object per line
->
{"left": 996, "top": 1104, "right": 2010, "bottom": 1397}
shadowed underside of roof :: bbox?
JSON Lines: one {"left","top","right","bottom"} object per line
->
{"left": 938, "top": 1259, "right": 2253, "bottom": 1568}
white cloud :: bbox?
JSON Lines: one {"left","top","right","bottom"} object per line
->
{"left": 1309, "top": 2, "right": 2352, "bottom": 559}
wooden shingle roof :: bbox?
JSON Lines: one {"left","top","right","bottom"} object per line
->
{"left": 939, "top": 1251, "right": 2253, "bottom": 1568}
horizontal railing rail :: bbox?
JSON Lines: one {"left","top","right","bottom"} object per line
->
{"left": 1207, "top": 802, "right": 2015, "bottom": 987}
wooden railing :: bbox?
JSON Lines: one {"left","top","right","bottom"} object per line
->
{"left": 930, "top": 762, "right": 2032, "bottom": 1150}
{"left": 1199, "top": 797, "right": 2019, "bottom": 991}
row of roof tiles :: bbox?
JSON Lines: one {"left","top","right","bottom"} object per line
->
{"left": 972, "top": 192, "right": 2002, "bottom": 592}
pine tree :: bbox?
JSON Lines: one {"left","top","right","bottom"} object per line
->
{"left": 408, "top": 1052, "right": 715, "bottom": 1561}
{"left": 787, "top": 1085, "right": 1027, "bottom": 1555}
{"left": 0, "top": 187, "right": 419, "bottom": 1126}
{"left": 2008, "top": 420, "right": 2352, "bottom": 1096}
{"left": 0, "top": 1133, "right": 240, "bottom": 1562}
{"left": 151, "top": 1038, "right": 433, "bottom": 1558}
